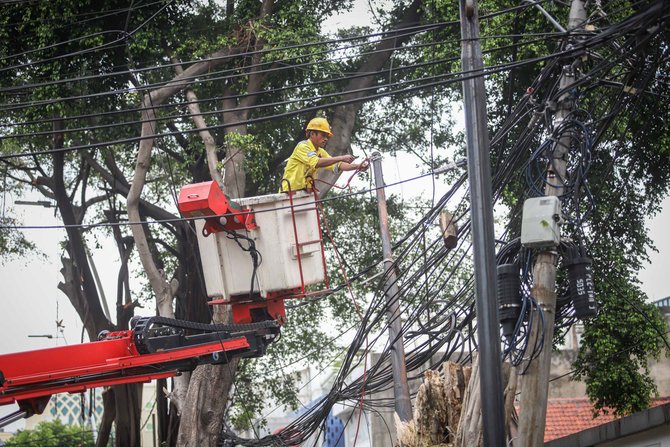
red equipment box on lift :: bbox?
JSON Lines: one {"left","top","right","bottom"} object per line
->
{"left": 178, "top": 181, "right": 229, "bottom": 217}
{"left": 178, "top": 181, "right": 256, "bottom": 235}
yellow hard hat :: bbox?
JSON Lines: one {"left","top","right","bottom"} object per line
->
{"left": 306, "top": 117, "right": 333, "bottom": 137}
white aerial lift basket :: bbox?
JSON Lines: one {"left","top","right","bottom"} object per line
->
{"left": 195, "top": 190, "right": 327, "bottom": 299}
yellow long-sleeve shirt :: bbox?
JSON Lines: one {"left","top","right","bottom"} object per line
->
{"left": 280, "top": 139, "right": 340, "bottom": 192}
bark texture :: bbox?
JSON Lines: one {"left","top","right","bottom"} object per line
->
{"left": 395, "top": 362, "right": 469, "bottom": 447}
{"left": 316, "top": 0, "right": 422, "bottom": 197}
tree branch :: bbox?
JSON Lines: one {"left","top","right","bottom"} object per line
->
{"left": 84, "top": 152, "right": 179, "bottom": 222}
{"left": 317, "top": 0, "right": 423, "bottom": 197}
{"left": 171, "top": 55, "right": 223, "bottom": 185}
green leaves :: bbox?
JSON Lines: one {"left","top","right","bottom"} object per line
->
{"left": 225, "top": 132, "right": 270, "bottom": 187}
{"left": 5, "top": 419, "right": 94, "bottom": 447}
{"left": 572, "top": 278, "right": 667, "bottom": 416}
{"left": 0, "top": 216, "right": 37, "bottom": 263}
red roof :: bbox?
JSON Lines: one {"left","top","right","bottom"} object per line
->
{"left": 543, "top": 396, "right": 670, "bottom": 442}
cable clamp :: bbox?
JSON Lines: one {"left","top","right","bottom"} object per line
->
{"left": 433, "top": 158, "right": 467, "bottom": 175}
{"left": 359, "top": 271, "right": 384, "bottom": 286}
{"left": 382, "top": 257, "right": 395, "bottom": 265}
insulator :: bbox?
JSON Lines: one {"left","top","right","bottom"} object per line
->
{"left": 497, "top": 263, "right": 522, "bottom": 338}
{"left": 566, "top": 256, "right": 597, "bottom": 319}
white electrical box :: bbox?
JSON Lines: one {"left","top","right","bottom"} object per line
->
{"left": 520, "top": 196, "right": 561, "bottom": 248}
{"left": 196, "top": 191, "right": 326, "bottom": 298}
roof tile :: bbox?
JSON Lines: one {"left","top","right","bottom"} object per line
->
{"left": 543, "top": 396, "right": 670, "bottom": 442}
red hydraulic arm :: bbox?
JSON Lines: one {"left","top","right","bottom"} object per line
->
{"left": 0, "top": 316, "right": 279, "bottom": 428}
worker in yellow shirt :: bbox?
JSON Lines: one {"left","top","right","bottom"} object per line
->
{"left": 280, "top": 117, "right": 369, "bottom": 192}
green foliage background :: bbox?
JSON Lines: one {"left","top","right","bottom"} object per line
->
{"left": 5, "top": 420, "right": 94, "bottom": 447}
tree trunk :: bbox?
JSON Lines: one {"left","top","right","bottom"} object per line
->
{"left": 52, "top": 118, "right": 110, "bottom": 340}
{"left": 444, "top": 361, "right": 469, "bottom": 443}
{"left": 317, "top": 0, "right": 423, "bottom": 197}
{"left": 455, "top": 355, "right": 483, "bottom": 447}
{"left": 395, "top": 362, "right": 472, "bottom": 446}
{"left": 112, "top": 384, "right": 143, "bottom": 447}
{"left": 172, "top": 59, "right": 224, "bottom": 187}
{"left": 222, "top": 122, "right": 248, "bottom": 198}
{"left": 176, "top": 358, "right": 240, "bottom": 446}
{"left": 176, "top": 307, "right": 239, "bottom": 446}
{"left": 96, "top": 388, "right": 116, "bottom": 447}
{"left": 454, "top": 358, "right": 516, "bottom": 447}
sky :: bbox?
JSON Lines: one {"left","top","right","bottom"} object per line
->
{"left": 637, "top": 195, "right": 670, "bottom": 302}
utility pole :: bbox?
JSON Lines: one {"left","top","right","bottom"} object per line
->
{"left": 459, "top": 1, "right": 507, "bottom": 445}
{"left": 518, "top": 1, "right": 586, "bottom": 445}
{"left": 370, "top": 152, "right": 413, "bottom": 423}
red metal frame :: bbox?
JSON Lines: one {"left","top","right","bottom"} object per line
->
{"left": 286, "top": 189, "right": 307, "bottom": 295}
{"left": 285, "top": 187, "right": 331, "bottom": 294}
{"left": 310, "top": 187, "right": 330, "bottom": 290}
{"left": 0, "top": 330, "right": 249, "bottom": 408}
{"left": 178, "top": 181, "right": 257, "bottom": 236}
{"left": 209, "top": 188, "right": 331, "bottom": 325}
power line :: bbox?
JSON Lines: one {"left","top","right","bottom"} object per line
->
{"left": 0, "top": 32, "right": 563, "bottom": 132}
{"left": 0, "top": 168, "right": 442, "bottom": 231}
{"left": 0, "top": 21, "right": 451, "bottom": 92}
{"left": 0, "top": 0, "right": 177, "bottom": 74}
{"left": 1, "top": 3, "right": 660, "bottom": 161}
{"left": 1, "top": 32, "right": 640, "bottom": 161}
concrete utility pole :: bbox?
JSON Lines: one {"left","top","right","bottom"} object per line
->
{"left": 518, "top": 1, "right": 586, "bottom": 445}
{"left": 371, "top": 152, "right": 413, "bottom": 423}
{"left": 458, "top": 1, "right": 507, "bottom": 445}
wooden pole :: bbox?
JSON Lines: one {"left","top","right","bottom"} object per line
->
{"left": 517, "top": 1, "right": 586, "bottom": 445}
{"left": 371, "top": 152, "right": 413, "bottom": 422}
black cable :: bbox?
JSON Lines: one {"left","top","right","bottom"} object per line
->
{"left": 3, "top": 3, "right": 662, "bottom": 161}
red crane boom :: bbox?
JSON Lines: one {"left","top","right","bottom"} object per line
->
{"left": 0, "top": 317, "right": 279, "bottom": 428}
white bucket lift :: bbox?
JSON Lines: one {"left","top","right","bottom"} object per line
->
{"left": 178, "top": 182, "right": 329, "bottom": 323}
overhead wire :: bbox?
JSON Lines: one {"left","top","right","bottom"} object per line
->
{"left": 0, "top": 20, "right": 452, "bottom": 90}
{"left": 0, "top": 0, "right": 178, "bottom": 74}
{"left": 2, "top": 3, "right": 660, "bottom": 162}
{"left": 3, "top": 7, "right": 654, "bottom": 158}
{"left": 0, "top": 27, "right": 563, "bottom": 118}
{"left": 0, "top": 0, "right": 557, "bottom": 85}
{"left": 0, "top": 41, "right": 637, "bottom": 162}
